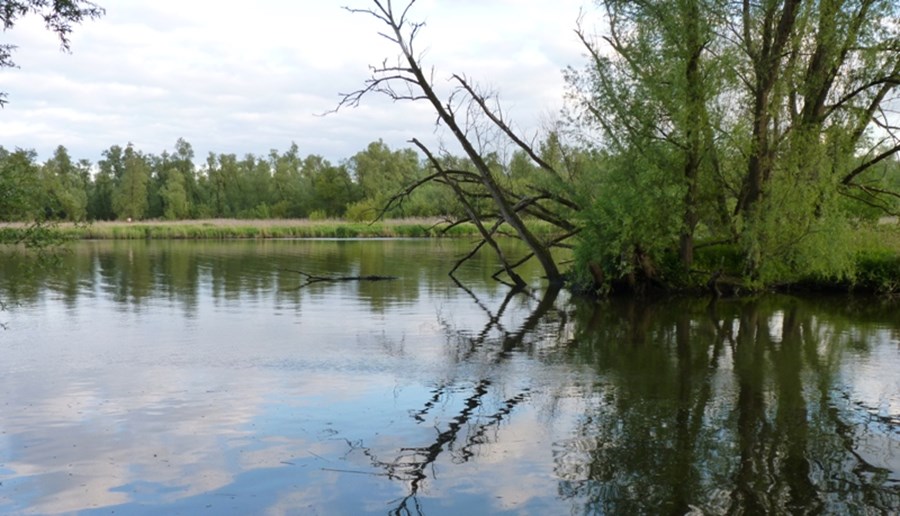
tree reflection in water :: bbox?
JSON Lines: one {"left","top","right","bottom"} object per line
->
{"left": 337, "top": 288, "right": 898, "bottom": 515}
{"left": 346, "top": 284, "right": 565, "bottom": 515}
{"left": 555, "top": 296, "right": 899, "bottom": 514}
{"left": 349, "top": 379, "right": 530, "bottom": 515}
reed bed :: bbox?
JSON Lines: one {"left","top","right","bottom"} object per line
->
{"left": 1, "top": 218, "right": 562, "bottom": 241}
{"left": 58, "top": 219, "right": 470, "bottom": 239}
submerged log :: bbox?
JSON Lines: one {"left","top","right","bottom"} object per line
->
{"left": 283, "top": 269, "right": 398, "bottom": 288}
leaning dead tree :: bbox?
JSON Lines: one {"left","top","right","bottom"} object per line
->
{"left": 337, "top": 0, "right": 581, "bottom": 288}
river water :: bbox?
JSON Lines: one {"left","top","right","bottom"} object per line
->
{"left": 0, "top": 239, "right": 898, "bottom": 515}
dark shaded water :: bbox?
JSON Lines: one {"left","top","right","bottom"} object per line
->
{"left": 0, "top": 240, "right": 898, "bottom": 515}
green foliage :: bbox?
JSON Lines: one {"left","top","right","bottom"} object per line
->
{"left": 740, "top": 180, "right": 855, "bottom": 285}
{"left": 569, "top": 0, "right": 900, "bottom": 292}
{"left": 344, "top": 199, "right": 378, "bottom": 222}
{"left": 41, "top": 145, "right": 88, "bottom": 221}
{"left": 55, "top": 219, "right": 485, "bottom": 240}
{"left": 234, "top": 203, "right": 271, "bottom": 220}
{"left": 304, "top": 156, "right": 358, "bottom": 218}
{"left": 3, "top": 136, "right": 534, "bottom": 236}
{"left": 693, "top": 243, "right": 744, "bottom": 273}
{"left": 349, "top": 139, "right": 423, "bottom": 217}
{"left": 0, "top": 147, "right": 41, "bottom": 221}
{"left": 854, "top": 250, "right": 900, "bottom": 294}
{"left": 112, "top": 144, "right": 150, "bottom": 221}
{"left": 307, "top": 209, "right": 328, "bottom": 221}
{"left": 575, "top": 148, "right": 683, "bottom": 282}
{"left": 160, "top": 170, "right": 189, "bottom": 220}
{"left": 268, "top": 143, "right": 306, "bottom": 218}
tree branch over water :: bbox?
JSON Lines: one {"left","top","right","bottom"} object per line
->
{"left": 334, "top": 0, "right": 579, "bottom": 287}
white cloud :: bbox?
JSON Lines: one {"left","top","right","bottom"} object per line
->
{"left": 1, "top": 1, "right": 591, "bottom": 164}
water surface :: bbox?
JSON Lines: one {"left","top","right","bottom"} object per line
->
{"left": 0, "top": 240, "right": 898, "bottom": 514}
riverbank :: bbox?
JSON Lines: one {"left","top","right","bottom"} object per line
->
{"left": 3, "top": 218, "right": 897, "bottom": 294}
{"left": 0, "top": 218, "right": 487, "bottom": 240}
{"left": 690, "top": 223, "right": 900, "bottom": 295}
{"left": 575, "top": 222, "right": 900, "bottom": 296}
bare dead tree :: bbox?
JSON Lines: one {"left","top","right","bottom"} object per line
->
{"left": 336, "top": 0, "right": 581, "bottom": 287}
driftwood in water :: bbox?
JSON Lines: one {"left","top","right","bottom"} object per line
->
{"left": 283, "top": 269, "right": 398, "bottom": 288}
{"left": 705, "top": 268, "right": 747, "bottom": 297}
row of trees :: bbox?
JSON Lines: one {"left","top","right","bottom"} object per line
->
{"left": 0, "top": 137, "right": 577, "bottom": 224}
{"left": 0, "top": 139, "right": 428, "bottom": 222}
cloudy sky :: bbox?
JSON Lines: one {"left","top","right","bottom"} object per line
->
{"left": 1, "top": 0, "right": 593, "bottom": 164}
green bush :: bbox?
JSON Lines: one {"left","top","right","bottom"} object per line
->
{"left": 345, "top": 200, "right": 377, "bottom": 222}
{"left": 308, "top": 209, "right": 328, "bottom": 221}
{"left": 854, "top": 251, "right": 900, "bottom": 293}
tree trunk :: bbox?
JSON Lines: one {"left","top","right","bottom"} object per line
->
{"left": 680, "top": 0, "right": 704, "bottom": 270}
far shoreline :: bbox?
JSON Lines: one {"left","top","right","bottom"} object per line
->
{"left": 1, "top": 218, "right": 497, "bottom": 240}
{"left": 2, "top": 218, "right": 897, "bottom": 295}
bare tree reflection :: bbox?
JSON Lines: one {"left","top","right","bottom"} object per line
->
{"left": 441, "top": 282, "right": 569, "bottom": 365}
{"left": 344, "top": 285, "right": 565, "bottom": 515}
{"left": 353, "top": 380, "right": 531, "bottom": 515}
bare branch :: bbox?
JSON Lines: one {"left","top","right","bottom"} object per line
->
{"left": 842, "top": 143, "right": 900, "bottom": 185}
{"left": 412, "top": 138, "right": 527, "bottom": 288}
{"left": 838, "top": 189, "right": 899, "bottom": 216}
{"left": 491, "top": 229, "right": 580, "bottom": 282}
{"left": 452, "top": 75, "right": 564, "bottom": 181}
{"left": 827, "top": 75, "right": 900, "bottom": 119}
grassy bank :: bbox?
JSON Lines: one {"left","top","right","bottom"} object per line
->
{"left": 844, "top": 224, "right": 900, "bottom": 293}
{"left": 0, "top": 218, "right": 566, "bottom": 240}
{"left": 690, "top": 223, "right": 900, "bottom": 294}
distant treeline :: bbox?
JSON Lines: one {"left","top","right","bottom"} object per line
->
{"left": 0, "top": 138, "right": 518, "bottom": 223}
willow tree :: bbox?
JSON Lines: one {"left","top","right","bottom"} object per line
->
{"left": 731, "top": 0, "right": 900, "bottom": 279}
{"left": 569, "top": 0, "right": 728, "bottom": 288}
{"left": 570, "top": 0, "right": 899, "bottom": 287}
{"left": 338, "top": 0, "right": 580, "bottom": 287}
